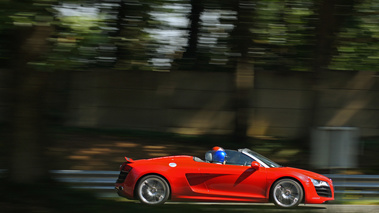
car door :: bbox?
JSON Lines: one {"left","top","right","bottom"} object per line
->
{"left": 198, "top": 151, "right": 267, "bottom": 200}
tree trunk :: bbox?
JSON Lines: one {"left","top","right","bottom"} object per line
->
{"left": 9, "top": 25, "right": 53, "bottom": 183}
{"left": 311, "top": 0, "right": 359, "bottom": 126}
{"left": 230, "top": 0, "right": 255, "bottom": 143}
{"left": 183, "top": 0, "right": 203, "bottom": 59}
{"left": 234, "top": 59, "right": 254, "bottom": 143}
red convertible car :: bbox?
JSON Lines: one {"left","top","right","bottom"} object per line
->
{"left": 115, "top": 147, "right": 334, "bottom": 208}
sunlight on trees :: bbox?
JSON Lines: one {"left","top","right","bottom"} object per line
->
{"left": 1, "top": 0, "right": 379, "bottom": 73}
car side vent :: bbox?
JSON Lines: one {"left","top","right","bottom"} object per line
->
{"left": 116, "top": 164, "right": 132, "bottom": 183}
{"left": 116, "top": 171, "right": 129, "bottom": 183}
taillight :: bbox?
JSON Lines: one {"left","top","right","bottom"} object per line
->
{"left": 120, "top": 162, "right": 132, "bottom": 172}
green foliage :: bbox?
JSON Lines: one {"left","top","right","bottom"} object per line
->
{"left": 0, "top": 0, "right": 56, "bottom": 68}
{"left": 330, "top": 0, "right": 379, "bottom": 71}
{"left": 2, "top": 0, "right": 379, "bottom": 72}
{"left": 114, "top": 0, "right": 156, "bottom": 71}
{"left": 48, "top": 1, "right": 117, "bottom": 70}
{"left": 0, "top": 179, "right": 204, "bottom": 213}
{"left": 251, "top": 0, "right": 315, "bottom": 71}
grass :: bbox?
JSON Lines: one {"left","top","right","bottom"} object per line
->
{"left": 1, "top": 179, "right": 316, "bottom": 213}
{"left": 0, "top": 179, "right": 210, "bottom": 213}
{"left": 0, "top": 180, "right": 334, "bottom": 213}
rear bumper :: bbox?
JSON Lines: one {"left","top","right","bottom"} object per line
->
{"left": 115, "top": 185, "right": 127, "bottom": 197}
{"left": 115, "top": 183, "right": 134, "bottom": 199}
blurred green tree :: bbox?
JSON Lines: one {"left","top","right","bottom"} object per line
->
{"left": 312, "top": 0, "right": 360, "bottom": 73}
{"left": 114, "top": 0, "right": 154, "bottom": 70}
{"left": 329, "top": 0, "right": 379, "bottom": 71}
{"left": 309, "top": 0, "right": 362, "bottom": 126}
{"left": 1, "top": 0, "right": 56, "bottom": 183}
{"left": 183, "top": 0, "right": 203, "bottom": 59}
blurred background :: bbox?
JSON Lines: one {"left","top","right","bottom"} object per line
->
{"left": 0, "top": 0, "right": 378, "bottom": 212}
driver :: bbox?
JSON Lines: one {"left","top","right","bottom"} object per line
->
{"left": 212, "top": 146, "right": 226, "bottom": 165}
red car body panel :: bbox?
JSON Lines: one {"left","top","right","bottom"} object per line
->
{"left": 115, "top": 154, "right": 334, "bottom": 204}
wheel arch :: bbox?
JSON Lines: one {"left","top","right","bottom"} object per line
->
{"left": 268, "top": 176, "right": 306, "bottom": 203}
{"left": 134, "top": 173, "right": 172, "bottom": 200}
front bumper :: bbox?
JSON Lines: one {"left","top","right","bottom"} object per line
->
{"left": 305, "top": 180, "right": 334, "bottom": 204}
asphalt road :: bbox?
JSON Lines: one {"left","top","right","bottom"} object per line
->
{"left": 165, "top": 202, "right": 379, "bottom": 213}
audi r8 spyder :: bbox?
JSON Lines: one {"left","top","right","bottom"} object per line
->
{"left": 115, "top": 148, "right": 334, "bottom": 208}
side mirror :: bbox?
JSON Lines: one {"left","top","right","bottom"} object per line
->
{"left": 251, "top": 161, "right": 260, "bottom": 170}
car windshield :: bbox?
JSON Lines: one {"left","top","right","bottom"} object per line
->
{"left": 240, "top": 148, "right": 281, "bottom": 168}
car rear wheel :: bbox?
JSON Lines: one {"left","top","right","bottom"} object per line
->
{"left": 137, "top": 175, "right": 170, "bottom": 205}
{"left": 272, "top": 178, "right": 303, "bottom": 208}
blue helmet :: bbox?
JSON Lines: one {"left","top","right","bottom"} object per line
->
{"left": 212, "top": 147, "right": 226, "bottom": 163}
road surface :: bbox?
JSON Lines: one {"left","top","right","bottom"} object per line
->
{"left": 165, "top": 202, "right": 379, "bottom": 213}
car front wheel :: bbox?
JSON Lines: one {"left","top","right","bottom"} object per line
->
{"left": 137, "top": 175, "right": 170, "bottom": 205}
{"left": 272, "top": 178, "right": 303, "bottom": 208}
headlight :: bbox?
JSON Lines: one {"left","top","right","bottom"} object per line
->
{"left": 310, "top": 178, "right": 329, "bottom": 187}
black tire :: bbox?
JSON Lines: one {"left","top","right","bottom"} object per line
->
{"left": 136, "top": 175, "right": 170, "bottom": 205}
{"left": 271, "top": 178, "right": 303, "bottom": 208}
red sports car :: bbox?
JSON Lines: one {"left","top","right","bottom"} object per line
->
{"left": 115, "top": 148, "right": 334, "bottom": 208}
